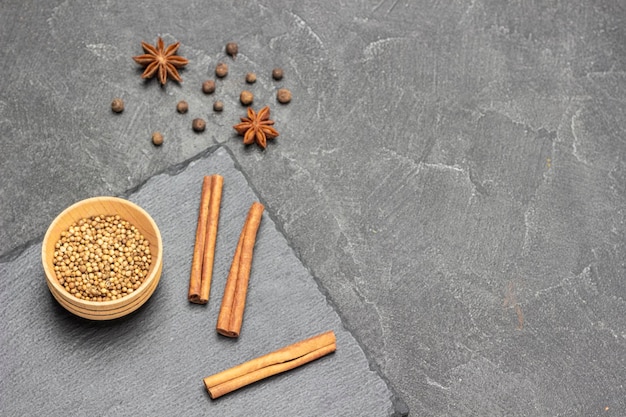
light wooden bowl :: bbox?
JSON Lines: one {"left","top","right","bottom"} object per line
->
{"left": 42, "top": 197, "right": 163, "bottom": 320}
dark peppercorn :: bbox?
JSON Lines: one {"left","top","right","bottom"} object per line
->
{"left": 192, "top": 118, "right": 206, "bottom": 132}
{"left": 215, "top": 63, "right": 228, "bottom": 78}
{"left": 176, "top": 100, "right": 189, "bottom": 113}
{"left": 240, "top": 91, "right": 254, "bottom": 106}
{"left": 152, "top": 132, "right": 164, "bottom": 146}
{"left": 245, "top": 72, "right": 257, "bottom": 84}
{"left": 272, "top": 68, "right": 284, "bottom": 81}
{"left": 225, "top": 42, "right": 238, "bottom": 58}
{"left": 202, "top": 80, "right": 216, "bottom": 94}
{"left": 277, "top": 88, "right": 292, "bottom": 104}
{"left": 111, "top": 98, "right": 124, "bottom": 113}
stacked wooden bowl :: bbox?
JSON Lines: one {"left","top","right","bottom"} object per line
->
{"left": 42, "top": 197, "right": 163, "bottom": 320}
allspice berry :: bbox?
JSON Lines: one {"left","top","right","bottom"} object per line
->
{"left": 240, "top": 90, "right": 254, "bottom": 106}
{"left": 202, "top": 80, "right": 216, "bottom": 94}
{"left": 176, "top": 100, "right": 189, "bottom": 113}
{"left": 245, "top": 72, "right": 257, "bottom": 84}
{"left": 192, "top": 118, "right": 206, "bottom": 132}
{"left": 152, "top": 132, "right": 164, "bottom": 146}
{"left": 215, "top": 62, "right": 228, "bottom": 78}
{"left": 225, "top": 42, "right": 238, "bottom": 58}
{"left": 111, "top": 98, "right": 124, "bottom": 113}
{"left": 272, "top": 67, "right": 284, "bottom": 81}
{"left": 277, "top": 88, "right": 292, "bottom": 104}
{"left": 213, "top": 101, "right": 224, "bottom": 112}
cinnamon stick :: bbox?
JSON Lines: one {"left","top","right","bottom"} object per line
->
{"left": 216, "top": 202, "right": 264, "bottom": 337}
{"left": 203, "top": 331, "right": 337, "bottom": 399}
{"left": 188, "top": 175, "right": 223, "bottom": 304}
{"left": 199, "top": 175, "right": 223, "bottom": 303}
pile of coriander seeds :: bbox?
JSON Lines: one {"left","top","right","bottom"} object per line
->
{"left": 52, "top": 215, "right": 152, "bottom": 301}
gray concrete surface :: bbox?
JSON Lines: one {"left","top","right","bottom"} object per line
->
{"left": 1, "top": 0, "right": 626, "bottom": 415}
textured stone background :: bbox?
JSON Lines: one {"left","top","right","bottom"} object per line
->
{"left": 1, "top": 1, "right": 626, "bottom": 415}
{"left": 0, "top": 151, "right": 399, "bottom": 416}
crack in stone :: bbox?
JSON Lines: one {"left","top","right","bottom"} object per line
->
{"left": 570, "top": 108, "right": 588, "bottom": 165}
{"left": 371, "top": 0, "right": 403, "bottom": 16}
{"left": 420, "top": 162, "right": 483, "bottom": 202}
{"left": 476, "top": 105, "right": 560, "bottom": 136}
{"left": 351, "top": 268, "right": 389, "bottom": 367}
{"left": 286, "top": 11, "right": 325, "bottom": 50}
{"left": 426, "top": 376, "right": 451, "bottom": 390}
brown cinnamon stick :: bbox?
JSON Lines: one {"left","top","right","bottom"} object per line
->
{"left": 199, "top": 175, "right": 223, "bottom": 302}
{"left": 188, "top": 175, "right": 223, "bottom": 304}
{"left": 216, "top": 201, "right": 264, "bottom": 337}
{"left": 204, "top": 331, "right": 337, "bottom": 399}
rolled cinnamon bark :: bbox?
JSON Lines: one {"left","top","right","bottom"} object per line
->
{"left": 199, "top": 175, "right": 223, "bottom": 303}
{"left": 204, "top": 331, "right": 337, "bottom": 399}
{"left": 216, "top": 202, "right": 264, "bottom": 337}
{"left": 188, "top": 175, "right": 223, "bottom": 304}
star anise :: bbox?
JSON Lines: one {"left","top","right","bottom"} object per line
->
{"left": 233, "top": 106, "right": 280, "bottom": 149}
{"left": 132, "top": 37, "right": 189, "bottom": 85}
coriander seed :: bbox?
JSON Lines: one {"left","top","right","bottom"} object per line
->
{"left": 213, "top": 101, "right": 224, "bottom": 112}
{"left": 277, "top": 88, "right": 292, "bottom": 104}
{"left": 202, "top": 80, "right": 216, "bottom": 94}
{"left": 272, "top": 67, "right": 284, "bottom": 81}
{"left": 52, "top": 214, "right": 152, "bottom": 302}
{"left": 225, "top": 42, "right": 238, "bottom": 58}
{"left": 215, "top": 62, "right": 228, "bottom": 78}
{"left": 152, "top": 131, "right": 164, "bottom": 146}
{"left": 111, "top": 98, "right": 124, "bottom": 113}
{"left": 192, "top": 118, "right": 206, "bottom": 132}
{"left": 240, "top": 90, "right": 254, "bottom": 105}
{"left": 245, "top": 72, "right": 257, "bottom": 84}
{"left": 176, "top": 100, "right": 189, "bottom": 113}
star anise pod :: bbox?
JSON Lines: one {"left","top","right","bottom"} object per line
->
{"left": 132, "top": 37, "right": 189, "bottom": 85}
{"left": 233, "top": 106, "right": 280, "bottom": 149}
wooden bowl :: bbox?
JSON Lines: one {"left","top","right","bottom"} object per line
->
{"left": 42, "top": 197, "right": 163, "bottom": 320}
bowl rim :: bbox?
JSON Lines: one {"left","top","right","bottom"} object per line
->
{"left": 42, "top": 196, "right": 163, "bottom": 309}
